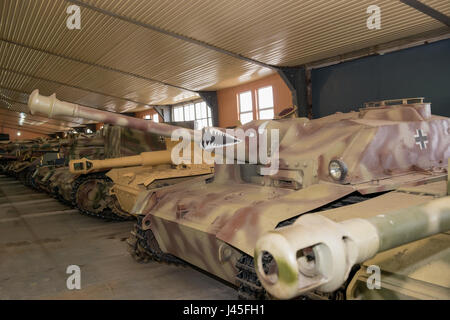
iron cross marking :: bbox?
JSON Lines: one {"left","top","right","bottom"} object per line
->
{"left": 414, "top": 129, "right": 428, "bottom": 150}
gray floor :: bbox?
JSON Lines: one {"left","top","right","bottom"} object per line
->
{"left": 0, "top": 175, "right": 236, "bottom": 300}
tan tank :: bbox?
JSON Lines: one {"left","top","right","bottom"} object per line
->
{"left": 68, "top": 141, "right": 213, "bottom": 217}
{"left": 29, "top": 90, "right": 449, "bottom": 299}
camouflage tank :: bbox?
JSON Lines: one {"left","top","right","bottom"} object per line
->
{"left": 29, "top": 117, "right": 204, "bottom": 221}
{"left": 0, "top": 141, "right": 19, "bottom": 173}
{"left": 44, "top": 131, "right": 109, "bottom": 204}
{"left": 31, "top": 133, "right": 105, "bottom": 195}
{"left": 29, "top": 150, "right": 66, "bottom": 190}
{"left": 4, "top": 138, "right": 60, "bottom": 184}
{"left": 29, "top": 90, "right": 449, "bottom": 299}
{"left": 14, "top": 139, "right": 63, "bottom": 186}
{"left": 28, "top": 92, "right": 213, "bottom": 221}
{"left": 1, "top": 139, "right": 35, "bottom": 175}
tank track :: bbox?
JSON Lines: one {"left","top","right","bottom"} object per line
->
{"left": 109, "top": 194, "right": 135, "bottom": 221}
{"left": 26, "top": 168, "right": 39, "bottom": 190}
{"left": 71, "top": 172, "right": 132, "bottom": 222}
{"left": 235, "top": 193, "right": 376, "bottom": 300}
{"left": 52, "top": 186, "right": 74, "bottom": 207}
{"left": 127, "top": 215, "right": 186, "bottom": 266}
{"left": 17, "top": 169, "right": 29, "bottom": 186}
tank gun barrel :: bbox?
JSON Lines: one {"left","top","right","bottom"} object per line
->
{"left": 254, "top": 196, "right": 450, "bottom": 299}
{"left": 69, "top": 150, "right": 172, "bottom": 174}
{"left": 28, "top": 89, "right": 197, "bottom": 141}
{"left": 29, "top": 90, "right": 274, "bottom": 166}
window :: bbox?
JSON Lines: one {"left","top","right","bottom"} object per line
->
{"left": 238, "top": 86, "right": 275, "bottom": 124}
{"left": 195, "top": 101, "right": 212, "bottom": 129}
{"left": 257, "top": 86, "right": 274, "bottom": 120}
{"left": 172, "top": 101, "right": 212, "bottom": 129}
{"left": 173, "top": 106, "right": 184, "bottom": 122}
{"left": 184, "top": 104, "right": 195, "bottom": 121}
{"left": 143, "top": 114, "right": 159, "bottom": 122}
{"left": 238, "top": 91, "right": 253, "bottom": 124}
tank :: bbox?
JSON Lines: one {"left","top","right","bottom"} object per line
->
{"left": 29, "top": 90, "right": 449, "bottom": 299}
{"left": 28, "top": 111, "right": 211, "bottom": 220}
{"left": 0, "top": 141, "right": 19, "bottom": 173}
{"left": 37, "top": 126, "right": 168, "bottom": 220}
{"left": 19, "top": 141, "right": 64, "bottom": 186}
{"left": 5, "top": 138, "right": 61, "bottom": 184}
{"left": 31, "top": 132, "right": 106, "bottom": 196}
{"left": 68, "top": 141, "right": 214, "bottom": 220}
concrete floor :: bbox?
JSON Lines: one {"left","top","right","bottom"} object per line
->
{"left": 0, "top": 175, "right": 236, "bottom": 300}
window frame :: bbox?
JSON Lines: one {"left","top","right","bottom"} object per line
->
{"left": 238, "top": 90, "right": 254, "bottom": 125}
{"left": 237, "top": 85, "right": 275, "bottom": 124}
{"left": 172, "top": 101, "right": 212, "bottom": 129}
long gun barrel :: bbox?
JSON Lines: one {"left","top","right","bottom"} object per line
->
{"left": 28, "top": 89, "right": 197, "bottom": 141}
{"left": 69, "top": 150, "right": 172, "bottom": 174}
{"left": 254, "top": 196, "right": 450, "bottom": 299}
{"left": 28, "top": 90, "right": 278, "bottom": 167}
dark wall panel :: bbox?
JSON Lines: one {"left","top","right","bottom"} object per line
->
{"left": 312, "top": 39, "right": 450, "bottom": 118}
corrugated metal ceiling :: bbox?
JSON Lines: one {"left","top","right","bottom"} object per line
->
{"left": 0, "top": 0, "right": 449, "bottom": 135}
{"left": 76, "top": 0, "right": 450, "bottom": 66}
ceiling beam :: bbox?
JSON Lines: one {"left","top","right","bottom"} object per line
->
{"left": 400, "top": 0, "right": 450, "bottom": 27}
{"left": 67, "top": 0, "right": 278, "bottom": 71}
{"left": 305, "top": 27, "right": 450, "bottom": 69}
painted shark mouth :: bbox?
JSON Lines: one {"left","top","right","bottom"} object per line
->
{"left": 201, "top": 127, "right": 242, "bottom": 150}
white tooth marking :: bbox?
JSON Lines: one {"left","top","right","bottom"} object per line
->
{"left": 258, "top": 121, "right": 269, "bottom": 134}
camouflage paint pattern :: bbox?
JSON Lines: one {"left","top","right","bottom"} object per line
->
{"left": 28, "top": 92, "right": 449, "bottom": 287}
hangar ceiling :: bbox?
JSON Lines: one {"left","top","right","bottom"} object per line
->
{"left": 0, "top": 0, "right": 449, "bottom": 134}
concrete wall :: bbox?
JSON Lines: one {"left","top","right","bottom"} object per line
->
{"left": 311, "top": 39, "right": 450, "bottom": 118}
